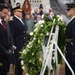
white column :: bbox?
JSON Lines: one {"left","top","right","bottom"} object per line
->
{"left": 42, "top": 0, "right": 50, "bottom": 13}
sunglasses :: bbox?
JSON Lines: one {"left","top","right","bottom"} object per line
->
{"left": 66, "top": 8, "right": 71, "bottom": 11}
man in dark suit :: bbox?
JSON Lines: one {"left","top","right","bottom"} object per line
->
{"left": 0, "top": 4, "right": 14, "bottom": 75}
{"left": 9, "top": 6, "right": 28, "bottom": 75}
{"left": 0, "top": 0, "right": 11, "bottom": 4}
{"left": 65, "top": 2, "right": 75, "bottom": 75}
{"left": 0, "top": 0, "right": 12, "bottom": 12}
{"left": 4, "top": 0, "right": 12, "bottom": 11}
{"left": 0, "top": 0, "right": 4, "bottom": 4}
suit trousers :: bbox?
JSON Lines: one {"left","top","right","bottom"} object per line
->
{"left": 15, "top": 64, "right": 23, "bottom": 75}
{"left": 0, "top": 58, "right": 9, "bottom": 75}
{"left": 65, "top": 52, "right": 75, "bottom": 75}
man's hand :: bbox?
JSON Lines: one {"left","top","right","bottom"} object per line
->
{"left": 6, "top": 50, "right": 13, "bottom": 55}
{"left": 13, "top": 45, "right": 17, "bottom": 50}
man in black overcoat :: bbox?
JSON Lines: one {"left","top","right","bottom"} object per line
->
{"left": 9, "top": 6, "right": 28, "bottom": 75}
{"left": 0, "top": 4, "right": 14, "bottom": 75}
{"left": 0, "top": 0, "right": 11, "bottom": 4}
{"left": 0, "top": 0, "right": 4, "bottom": 4}
{"left": 4, "top": 0, "right": 12, "bottom": 11}
{"left": 65, "top": 2, "right": 75, "bottom": 75}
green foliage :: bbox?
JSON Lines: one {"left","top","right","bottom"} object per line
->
{"left": 20, "top": 14, "right": 66, "bottom": 75}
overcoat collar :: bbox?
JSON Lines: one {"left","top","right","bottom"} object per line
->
{"left": 68, "top": 16, "right": 75, "bottom": 23}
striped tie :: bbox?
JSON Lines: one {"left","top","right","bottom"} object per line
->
{"left": 1, "top": 20, "right": 6, "bottom": 29}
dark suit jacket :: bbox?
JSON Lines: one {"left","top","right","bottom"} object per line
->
{"left": 0, "top": 21, "right": 13, "bottom": 61}
{"left": 9, "top": 16, "right": 28, "bottom": 64}
{"left": 66, "top": 17, "right": 75, "bottom": 62}
{"left": 0, "top": 0, "right": 11, "bottom": 4}
{"left": 65, "top": 17, "right": 75, "bottom": 75}
{"left": 0, "top": 0, "right": 4, "bottom": 3}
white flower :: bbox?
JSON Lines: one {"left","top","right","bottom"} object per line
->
{"left": 38, "top": 20, "right": 45, "bottom": 24}
{"left": 39, "top": 58, "right": 42, "bottom": 61}
{"left": 30, "top": 32, "right": 33, "bottom": 36}
{"left": 21, "top": 60, "right": 24, "bottom": 65}
{"left": 33, "top": 38, "right": 36, "bottom": 40}
{"left": 41, "top": 14, "right": 44, "bottom": 19}
{"left": 53, "top": 19, "right": 55, "bottom": 23}
{"left": 32, "top": 53, "right": 34, "bottom": 55}
{"left": 34, "top": 28, "right": 38, "bottom": 32}
{"left": 27, "top": 42, "right": 32, "bottom": 48}
{"left": 23, "top": 50, "right": 26, "bottom": 53}
{"left": 26, "top": 44, "right": 29, "bottom": 47}
{"left": 41, "top": 24, "right": 43, "bottom": 27}
{"left": 26, "top": 73, "right": 29, "bottom": 75}
{"left": 22, "top": 66, "right": 25, "bottom": 70}
{"left": 46, "top": 32, "right": 49, "bottom": 36}
{"left": 40, "top": 34, "right": 43, "bottom": 36}
{"left": 29, "top": 60, "right": 32, "bottom": 63}
{"left": 57, "top": 15, "right": 63, "bottom": 21}
{"left": 38, "top": 40, "right": 41, "bottom": 43}
{"left": 29, "top": 41, "right": 32, "bottom": 45}
{"left": 35, "top": 23, "right": 39, "bottom": 28}
{"left": 57, "top": 15, "right": 60, "bottom": 18}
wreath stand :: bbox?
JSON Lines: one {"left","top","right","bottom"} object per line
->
{"left": 40, "top": 25, "right": 75, "bottom": 75}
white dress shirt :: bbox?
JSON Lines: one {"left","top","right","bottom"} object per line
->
{"left": 68, "top": 16, "right": 75, "bottom": 23}
{"left": 0, "top": 18, "right": 2, "bottom": 24}
{"left": 14, "top": 15, "right": 24, "bottom": 25}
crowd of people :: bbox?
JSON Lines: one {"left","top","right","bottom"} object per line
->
{"left": 0, "top": 0, "right": 75, "bottom": 75}
{"left": 0, "top": 0, "right": 55, "bottom": 75}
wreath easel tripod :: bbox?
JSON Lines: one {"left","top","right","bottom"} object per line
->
{"left": 40, "top": 24, "right": 74, "bottom": 75}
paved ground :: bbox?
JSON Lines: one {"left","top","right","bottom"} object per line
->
{"left": 59, "top": 60, "right": 65, "bottom": 75}
{"left": 7, "top": 60, "right": 65, "bottom": 75}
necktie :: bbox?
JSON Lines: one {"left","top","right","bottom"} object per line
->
{"left": 1, "top": 20, "right": 6, "bottom": 29}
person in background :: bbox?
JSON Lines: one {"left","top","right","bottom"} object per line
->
{"left": 0, "top": 4, "right": 14, "bottom": 75}
{"left": 36, "top": 14, "right": 44, "bottom": 24}
{"left": 30, "top": 14, "right": 36, "bottom": 25}
{"left": 36, "top": 15, "right": 42, "bottom": 22}
{"left": 33, "top": 8, "right": 39, "bottom": 19}
{"left": 16, "top": 2, "right": 21, "bottom": 7}
{"left": 25, "top": 14, "right": 34, "bottom": 32}
{"left": 0, "top": 0, "right": 11, "bottom": 4}
{"left": 65, "top": 2, "right": 75, "bottom": 75}
{"left": 32, "top": 8, "right": 39, "bottom": 24}
{"left": 4, "top": 0, "right": 12, "bottom": 11}
{"left": 0, "top": 0, "right": 5, "bottom": 4}
{"left": 48, "top": 7, "right": 54, "bottom": 19}
{"left": 25, "top": 14, "right": 35, "bottom": 41}
{"left": 31, "top": 14, "right": 35, "bottom": 21}
{"left": 5, "top": 10, "right": 12, "bottom": 22}
{"left": 39, "top": 4, "right": 43, "bottom": 17}
{"left": 9, "top": 6, "right": 28, "bottom": 75}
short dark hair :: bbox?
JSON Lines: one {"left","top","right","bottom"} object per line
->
{"left": 0, "top": 4, "right": 8, "bottom": 11}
